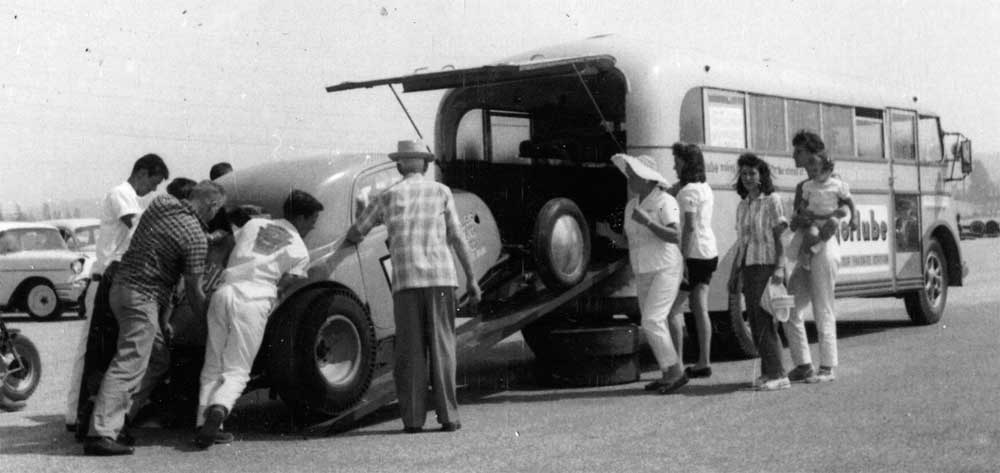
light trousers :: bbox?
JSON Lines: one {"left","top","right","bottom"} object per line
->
{"left": 636, "top": 269, "right": 682, "bottom": 370}
{"left": 197, "top": 284, "right": 273, "bottom": 426}
{"left": 784, "top": 234, "right": 840, "bottom": 368}
{"left": 89, "top": 283, "right": 164, "bottom": 439}
{"left": 392, "top": 287, "right": 458, "bottom": 429}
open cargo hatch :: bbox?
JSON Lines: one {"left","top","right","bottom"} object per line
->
{"left": 325, "top": 55, "right": 617, "bottom": 93}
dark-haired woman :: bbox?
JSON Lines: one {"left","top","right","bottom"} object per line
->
{"left": 729, "top": 153, "right": 789, "bottom": 390}
{"left": 667, "top": 143, "right": 718, "bottom": 378}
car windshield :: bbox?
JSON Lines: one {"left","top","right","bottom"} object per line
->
{"left": 0, "top": 228, "right": 69, "bottom": 252}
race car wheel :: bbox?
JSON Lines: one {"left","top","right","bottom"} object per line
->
{"left": 532, "top": 198, "right": 591, "bottom": 290}
{"left": 905, "top": 239, "right": 948, "bottom": 325}
{"left": 270, "top": 289, "right": 376, "bottom": 418}
{"left": 23, "top": 281, "right": 62, "bottom": 320}
{"left": 1, "top": 333, "right": 42, "bottom": 402}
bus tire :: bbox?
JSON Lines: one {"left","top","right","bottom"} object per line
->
{"left": 532, "top": 198, "right": 591, "bottom": 290}
{"left": 523, "top": 318, "right": 641, "bottom": 387}
{"left": 269, "top": 288, "right": 377, "bottom": 418}
{"left": 904, "top": 239, "right": 948, "bottom": 325}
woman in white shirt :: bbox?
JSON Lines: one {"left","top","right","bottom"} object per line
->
{"left": 612, "top": 154, "right": 688, "bottom": 394}
{"left": 667, "top": 143, "right": 719, "bottom": 379}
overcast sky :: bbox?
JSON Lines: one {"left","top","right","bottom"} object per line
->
{"left": 2, "top": 0, "right": 998, "bottom": 208}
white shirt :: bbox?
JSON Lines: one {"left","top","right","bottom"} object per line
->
{"left": 222, "top": 218, "right": 309, "bottom": 300}
{"left": 94, "top": 181, "right": 142, "bottom": 273}
{"left": 676, "top": 182, "right": 718, "bottom": 259}
{"left": 802, "top": 177, "right": 851, "bottom": 216}
{"left": 624, "top": 188, "right": 682, "bottom": 275}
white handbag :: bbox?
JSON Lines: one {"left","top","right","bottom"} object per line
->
{"left": 760, "top": 279, "right": 794, "bottom": 322}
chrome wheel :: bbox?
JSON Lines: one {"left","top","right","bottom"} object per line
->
{"left": 313, "top": 314, "right": 362, "bottom": 388}
{"left": 924, "top": 250, "right": 944, "bottom": 308}
{"left": 548, "top": 214, "right": 585, "bottom": 280}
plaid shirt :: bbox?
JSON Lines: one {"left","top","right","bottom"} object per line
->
{"left": 736, "top": 192, "right": 787, "bottom": 267}
{"left": 117, "top": 194, "right": 208, "bottom": 307}
{"left": 354, "top": 174, "right": 461, "bottom": 291}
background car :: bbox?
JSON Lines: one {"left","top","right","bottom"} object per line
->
{"left": 0, "top": 222, "right": 88, "bottom": 319}
{"left": 44, "top": 218, "right": 100, "bottom": 259}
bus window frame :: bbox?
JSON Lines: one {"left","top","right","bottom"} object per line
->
{"left": 917, "top": 114, "right": 945, "bottom": 165}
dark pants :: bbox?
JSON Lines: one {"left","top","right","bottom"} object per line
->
{"left": 391, "top": 287, "right": 458, "bottom": 429}
{"left": 75, "top": 263, "right": 119, "bottom": 439}
{"left": 742, "top": 265, "right": 786, "bottom": 379}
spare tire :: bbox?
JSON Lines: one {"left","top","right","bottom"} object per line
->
{"left": 532, "top": 198, "right": 591, "bottom": 290}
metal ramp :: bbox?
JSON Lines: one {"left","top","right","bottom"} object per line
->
{"left": 304, "top": 258, "right": 626, "bottom": 435}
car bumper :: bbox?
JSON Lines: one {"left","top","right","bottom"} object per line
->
{"left": 56, "top": 279, "right": 88, "bottom": 302}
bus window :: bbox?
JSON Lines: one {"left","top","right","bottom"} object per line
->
{"left": 786, "top": 99, "right": 820, "bottom": 142}
{"left": 855, "top": 108, "right": 884, "bottom": 159}
{"left": 822, "top": 104, "right": 854, "bottom": 157}
{"left": 679, "top": 87, "right": 705, "bottom": 144}
{"left": 918, "top": 116, "right": 943, "bottom": 162}
{"left": 891, "top": 110, "right": 917, "bottom": 160}
{"left": 704, "top": 89, "right": 746, "bottom": 149}
{"left": 748, "top": 94, "right": 786, "bottom": 153}
{"left": 490, "top": 112, "right": 530, "bottom": 163}
{"left": 456, "top": 109, "right": 485, "bottom": 161}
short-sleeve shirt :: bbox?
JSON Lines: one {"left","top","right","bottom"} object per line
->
{"left": 353, "top": 174, "right": 462, "bottom": 291}
{"left": 676, "top": 182, "right": 718, "bottom": 259}
{"left": 116, "top": 195, "right": 208, "bottom": 307}
{"left": 221, "top": 218, "right": 310, "bottom": 300}
{"left": 802, "top": 177, "right": 851, "bottom": 217}
{"left": 624, "top": 187, "right": 682, "bottom": 275}
{"left": 736, "top": 192, "right": 787, "bottom": 266}
{"left": 94, "top": 181, "right": 143, "bottom": 273}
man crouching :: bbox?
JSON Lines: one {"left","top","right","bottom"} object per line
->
{"left": 195, "top": 190, "right": 323, "bottom": 448}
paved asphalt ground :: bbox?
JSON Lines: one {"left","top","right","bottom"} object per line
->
{"left": 2, "top": 238, "right": 999, "bottom": 473}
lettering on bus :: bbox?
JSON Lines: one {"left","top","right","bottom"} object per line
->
{"left": 840, "top": 208, "right": 890, "bottom": 243}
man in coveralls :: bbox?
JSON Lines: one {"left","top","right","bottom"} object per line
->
{"left": 344, "top": 139, "right": 482, "bottom": 433}
{"left": 195, "top": 189, "right": 324, "bottom": 448}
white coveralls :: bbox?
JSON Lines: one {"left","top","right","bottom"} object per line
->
{"left": 196, "top": 218, "right": 308, "bottom": 426}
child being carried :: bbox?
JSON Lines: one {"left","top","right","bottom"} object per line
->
{"left": 793, "top": 150, "right": 857, "bottom": 270}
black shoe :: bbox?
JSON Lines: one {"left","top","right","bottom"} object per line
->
{"left": 684, "top": 366, "right": 712, "bottom": 378}
{"left": 116, "top": 430, "right": 136, "bottom": 447}
{"left": 643, "top": 379, "right": 668, "bottom": 391}
{"left": 657, "top": 375, "right": 689, "bottom": 395}
{"left": 195, "top": 405, "right": 228, "bottom": 448}
{"left": 83, "top": 437, "right": 134, "bottom": 456}
{"left": 403, "top": 426, "right": 424, "bottom": 434}
{"left": 440, "top": 422, "right": 462, "bottom": 432}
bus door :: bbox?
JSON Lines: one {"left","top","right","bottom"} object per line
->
{"left": 888, "top": 109, "right": 923, "bottom": 288}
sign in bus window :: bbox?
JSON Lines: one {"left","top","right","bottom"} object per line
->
{"left": 705, "top": 91, "right": 746, "bottom": 149}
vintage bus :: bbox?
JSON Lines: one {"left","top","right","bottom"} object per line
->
{"left": 328, "top": 33, "right": 972, "bottom": 358}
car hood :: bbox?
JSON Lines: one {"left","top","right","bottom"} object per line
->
{"left": 1, "top": 250, "right": 83, "bottom": 271}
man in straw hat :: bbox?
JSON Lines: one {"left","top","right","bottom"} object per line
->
{"left": 611, "top": 153, "right": 688, "bottom": 394}
{"left": 344, "top": 139, "right": 482, "bottom": 433}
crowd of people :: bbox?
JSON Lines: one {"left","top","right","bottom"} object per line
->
{"left": 64, "top": 130, "right": 853, "bottom": 456}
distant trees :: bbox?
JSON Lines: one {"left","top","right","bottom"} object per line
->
{"left": 954, "top": 158, "right": 1000, "bottom": 215}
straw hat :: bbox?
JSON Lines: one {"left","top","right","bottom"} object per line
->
{"left": 611, "top": 153, "right": 669, "bottom": 187}
{"left": 389, "top": 140, "right": 436, "bottom": 162}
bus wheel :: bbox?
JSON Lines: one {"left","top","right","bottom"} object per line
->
{"left": 268, "top": 288, "right": 377, "bottom": 419}
{"left": 904, "top": 239, "right": 948, "bottom": 325}
{"left": 532, "top": 198, "right": 591, "bottom": 290}
{"left": 523, "top": 316, "right": 640, "bottom": 387}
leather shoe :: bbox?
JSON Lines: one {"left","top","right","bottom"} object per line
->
{"left": 195, "top": 405, "right": 228, "bottom": 448}
{"left": 684, "top": 366, "right": 712, "bottom": 378}
{"left": 657, "top": 375, "right": 689, "bottom": 395}
{"left": 440, "top": 422, "right": 462, "bottom": 432}
{"left": 643, "top": 379, "right": 668, "bottom": 391}
{"left": 84, "top": 437, "right": 134, "bottom": 456}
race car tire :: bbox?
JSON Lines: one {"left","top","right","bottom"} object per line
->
{"left": 268, "top": 288, "right": 377, "bottom": 418}
{"left": 532, "top": 198, "right": 591, "bottom": 290}
{"left": 904, "top": 239, "right": 948, "bottom": 325}
{"left": 1, "top": 333, "right": 42, "bottom": 402}
{"left": 523, "top": 317, "right": 640, "bottom": 387}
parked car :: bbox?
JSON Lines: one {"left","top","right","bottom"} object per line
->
{"left": 0, "top": 222, "right": 89, "bottom": 319}
{"left": 44, "top": 218, "right": 100, "bottom": 259}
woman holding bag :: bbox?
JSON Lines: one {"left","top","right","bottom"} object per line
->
{"left": 612, "top": 153, "right": 688, "bottom": 394}
{"left": 729, "top": 153, "right": 790, "bottom": 391}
